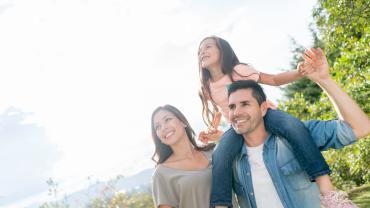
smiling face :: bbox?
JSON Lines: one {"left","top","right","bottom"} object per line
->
{"left": 228, "top": 89, "right": 267, "bottom": 135}
{"left": 153, "top": 109, "right": 187, "bottom": 146}
{"left": 198, "top": 38, "right": 221, "bottom": 69}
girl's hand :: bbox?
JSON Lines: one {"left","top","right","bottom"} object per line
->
{"left": 199, "top": 111, "right": 223, "bottom": 144}
{"left": 298, "top": 61, "right": 316, "bottom": 76}
{"left": 199, "top": 129, "right": 224, "bottom": 144}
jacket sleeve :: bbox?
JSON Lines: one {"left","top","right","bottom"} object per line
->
{"left": 303, "top": 120, "right": 356, "bottom": 151}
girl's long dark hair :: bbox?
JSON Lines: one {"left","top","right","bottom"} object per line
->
{"left": 151, "top": 105, "right": 215, "bottom": 165}
{"left": 198, "top": 36, "right": 240, "bottom": 127}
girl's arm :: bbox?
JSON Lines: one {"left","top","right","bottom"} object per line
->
{"left": 159, "top": 205, "right": 173, "bottom": 208}
{"left": 259, "top": 70, "right": 304, "bottom": 86}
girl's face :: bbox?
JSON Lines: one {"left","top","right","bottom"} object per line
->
{"left": 153, "top": 110, "right": 187, "bottom": 146}
{"left": 198, "top": 38, "right": 221, "bottom": 69}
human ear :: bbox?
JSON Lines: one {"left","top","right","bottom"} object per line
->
{"left": 181, "top": 122, "right": 187, "bottom": 128}
{"left": 260, "top": 101, "right": 268, "bottom": 117}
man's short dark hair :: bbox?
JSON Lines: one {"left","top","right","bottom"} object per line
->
{"left": 227, "top": 80, "right": 267, "bottom": 105}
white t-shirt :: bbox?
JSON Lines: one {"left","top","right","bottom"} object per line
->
{"left": 246, "top": 144, "right": 284, "bottom": 208}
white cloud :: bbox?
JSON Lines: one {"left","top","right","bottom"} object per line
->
{"left": 0, "top": 107, "right": 60, "bottom": 206}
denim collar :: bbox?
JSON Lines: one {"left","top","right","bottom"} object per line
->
{"left": 239, "top": 132, "right": 274, "bottom": 156}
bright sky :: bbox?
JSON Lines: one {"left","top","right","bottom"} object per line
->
{"left": 0, "top": 0, "right": 316, "bottom": 207}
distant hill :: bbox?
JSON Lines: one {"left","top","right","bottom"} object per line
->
{"left": 27, "top": 168, "right": 154, "bottom": 208}
{"left": 115, "top": 168, "right": 154, "bottom": 191}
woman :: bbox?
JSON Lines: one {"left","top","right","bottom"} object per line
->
{"left": 151, "top": 105, "right": 218, "bottom": 208}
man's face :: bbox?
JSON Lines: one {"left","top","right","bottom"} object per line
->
{"left": 228, "top": 89, "right": 266, "bottom": 135}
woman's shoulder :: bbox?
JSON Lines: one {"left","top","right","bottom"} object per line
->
{"left": 153, "top": 163, "right": 170, "bottom": 174}
{"left": 153, "top": 165, "right": 171, "bottom": 181}
{"left": 153, "top": 162, "right": 187, "bottom": 176}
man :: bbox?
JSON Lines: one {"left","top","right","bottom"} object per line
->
{"left": 224, "top": 48, "right": 370, "bottom": 208}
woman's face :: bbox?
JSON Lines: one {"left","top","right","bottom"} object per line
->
{"left": 198, "top": 38, "right": 221, "bottom": 69}
{"left": 153, "top": 109, "right": 187, "bottom": 146}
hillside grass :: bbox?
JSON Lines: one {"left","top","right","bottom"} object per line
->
{"left": 349, "top": 183, "right": 370, "bottom": 208}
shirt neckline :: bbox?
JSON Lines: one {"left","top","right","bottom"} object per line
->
{"left": 158, "top": 151, "right": 211, "bottom": 172}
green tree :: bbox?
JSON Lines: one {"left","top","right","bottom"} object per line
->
{"left": 280, "top": 0, "right": 370, "bottom": 190}
{"left": 282, "top": 31, "right": 324, "bottom": 104}
{"left": 40, "top": 176, "right": 154, "bottom": 208}
{"left": 87, "top": 190, "right": 154, "bottom": 208}
{"left": 109, "top": 191, "right": 154, "bottom": 208}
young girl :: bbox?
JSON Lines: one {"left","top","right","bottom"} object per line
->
{"left": 197, "top": 36, "right": 344, "bottom": 207}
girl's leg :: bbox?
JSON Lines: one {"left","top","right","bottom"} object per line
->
{"left": 210, "top": 127, "right": 244, "bottom": 208}
{"left": 264, "top": 109, "right": 331, "bottom": 181}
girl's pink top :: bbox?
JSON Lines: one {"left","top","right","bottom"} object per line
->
{"left": 209, "top": 64, "right": 276, "bottom": 122}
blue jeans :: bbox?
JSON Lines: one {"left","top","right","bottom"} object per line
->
{"left": 210, "top": 109, "right": 330, "bottom": 207}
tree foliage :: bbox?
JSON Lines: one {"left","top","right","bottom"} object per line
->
{"left": 39, "top": 178, "right": 69, "bottom": 208}
{"left": 282, "top": 31, "right": 324, "bottom": 103}
{"left": 87, "top": 191, "right": 154, "bottom": 208}
{"left": 280, "top": 0, "right": 369, "bottom": 190}
{"left": 39, "top": 177, "right": 154, "bottom": 208}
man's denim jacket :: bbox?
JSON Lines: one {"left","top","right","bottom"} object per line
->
{"left": 232, "top": 120, "right": 356, "bottom": 208}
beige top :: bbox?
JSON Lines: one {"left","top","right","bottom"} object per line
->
{"left": 152, "top": 150, "right": 213, "bottom": 208}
